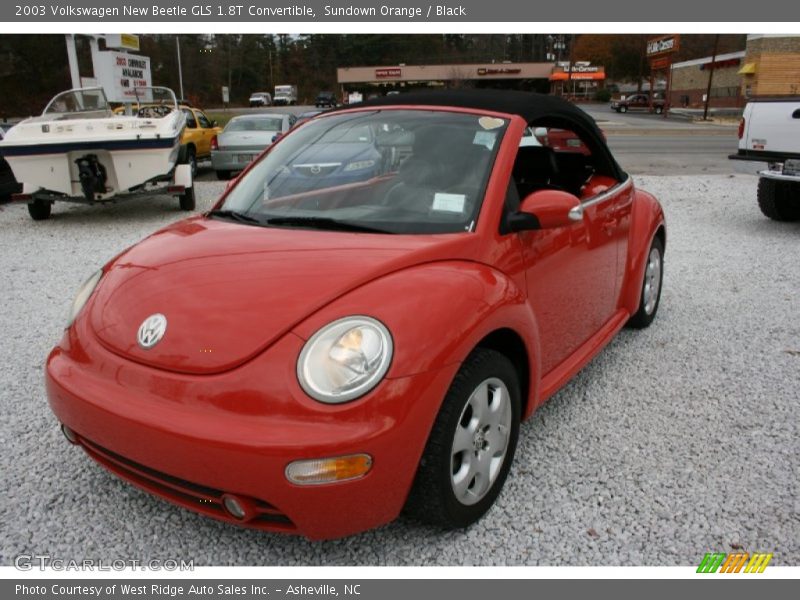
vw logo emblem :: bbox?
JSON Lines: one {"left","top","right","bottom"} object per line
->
{"left": 137, "top": 314, "right": 167, "bottom": 350}
{"left": 310, "top": 165, "right": 321, "bottom": 175}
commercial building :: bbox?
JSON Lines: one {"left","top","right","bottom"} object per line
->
{"left": 668, "top": 51, "right": 745, "bottom": 109}
{"left": 336, "top": 62, "right": 555, "bottom": 98}
{"left": 739, "top": 34, "right": 800, "bottom": 98}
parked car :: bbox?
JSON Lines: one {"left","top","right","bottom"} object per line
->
{"left": 249, "top": 92, "right": 272, "bottom": 107}
{"left": 729, "top": 97, "right": 800, "bottom": 221}
{"left": 0, "top": 126, "right": 22, "bottom": 202}
{"left": 179, "top": 105, "right": 223, "bottom": 175}
{"left": 211, "top": 113, "right": 296, "bottom": 180}
{"left": 611, "top": 93, "right": 666, "bottom": 114}
{"left": 315, "top": 91, "right": 337, "bottom": 108}
{"left": 46, "top": 90, "right": 665, "bottom": 540}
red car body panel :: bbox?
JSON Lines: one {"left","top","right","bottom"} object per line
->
{"left": 45, "top": 102, "right": 665, "bottom": 539}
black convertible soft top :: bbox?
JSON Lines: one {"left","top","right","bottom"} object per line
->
{"left": 344, "top": 89, "right": 625, "bottom": 180}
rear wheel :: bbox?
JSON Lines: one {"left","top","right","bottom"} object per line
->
{"left": 654, "top": 105, "right": 664, "bottom": 115}
{"left": 185, "top": 146, "right": 197, "bottom": 178}
{"left": 628, "top": 236, "right": 664, "bottom": 329}
{"left": 757, "top": 177, "right": 800, "bottom": 221}
{"left": 404, "top": 348, "right": 520, "bottom": 529}
{"left": 619, "top": 105, "right": 628, "bottom": 113}
{"left": 179, "top": 186, "right": 196, "bottom": 211}
{"left": 216, "top": 170, "right": 231, "bottom": 181}
{"left": 27, "top": 199, "right": 52, "bottom": 221}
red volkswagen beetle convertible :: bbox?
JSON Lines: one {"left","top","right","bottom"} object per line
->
{"left": 47, "top": 91, "right": 665, "bottom": 540}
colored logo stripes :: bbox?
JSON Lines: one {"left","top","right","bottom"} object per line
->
{"left": 697, "top": 552, "right": 773, "bottom": 573}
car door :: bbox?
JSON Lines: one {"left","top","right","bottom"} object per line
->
{"left": 511, "top": 132, "right": 619, "bottom": 375}
{"left": 195, "top": 110, "right": 218, "bottom": 158}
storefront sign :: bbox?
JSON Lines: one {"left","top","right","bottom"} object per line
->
{"left": 477, "top": 67, "right": 522, "bottom": 76}
{"left": 647, "top": 35, "right": 680, "bottom": 57}
{"left": 375, "top": 68, "right": 401, "bottom": 78}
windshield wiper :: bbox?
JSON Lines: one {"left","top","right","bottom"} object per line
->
{"left": 264, "top": 216, "right": 392, "bottom": 234}
{"left": 207, "top": 209, "right": 264, "bottom": 225}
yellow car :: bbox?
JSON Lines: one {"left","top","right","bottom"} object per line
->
{"left": 179, "top": 106, "right": 222, "bottom": 174}
{"left": 114, "top": 103, "right": 222, "bottom": 175}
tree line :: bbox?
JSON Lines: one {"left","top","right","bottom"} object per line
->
{"left": 0, "top": 34, "right": 745, "bottom": 117}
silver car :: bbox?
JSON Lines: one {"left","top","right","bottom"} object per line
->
{"left": 211, "top": 114, "right": 296, "bottom": 179}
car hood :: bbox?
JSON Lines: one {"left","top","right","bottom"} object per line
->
{"left": 88, "top": 217, "right": 473, "bottom": 375}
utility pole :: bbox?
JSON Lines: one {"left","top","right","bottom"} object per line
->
{"left": 176, "top": 36, "right": 184, "bottom": 100}
{"left": 703, "top": 34, "right": 720, "bottom": 121}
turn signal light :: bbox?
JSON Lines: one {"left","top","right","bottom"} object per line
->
{"left": 285, "top": 454, "right": 372, "bottom": 485}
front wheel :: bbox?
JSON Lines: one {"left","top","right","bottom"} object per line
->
{"left": 627, "top": 236, "right": 664, "bottom": 329}
{"left": 404, "top": 348, "right": 520, "bottom": 529}
{"left": 27, "top": 199, "right": 52, "bottom": 220}
{"left": 619, "top": 105, "right": 628, "bottom": 113}
{"left": 654, "top": 106, "right": 664, "bottom": 115}
{"left": 216, "top": 170, "right": 231, "bottom": 181}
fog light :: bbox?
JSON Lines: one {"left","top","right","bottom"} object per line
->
{"left": 285, "top": 454, "right": 373, "bottom": 485}
{"left": 61, "top": 424, "right": 79, "bottom": 445}
{"left": 222, "top": 495, "right": 247, "bottom": 520}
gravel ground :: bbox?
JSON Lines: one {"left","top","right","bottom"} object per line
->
{"left": 0, "top": 174, "right": 798, "bottom": 566}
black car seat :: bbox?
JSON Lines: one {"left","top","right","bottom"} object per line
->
{"left": 511, "top": 146, "right": 562, "bottom": 198}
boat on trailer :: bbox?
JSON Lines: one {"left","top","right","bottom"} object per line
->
{"left": 0, "top": 86, "right": 194, "bottom": 220}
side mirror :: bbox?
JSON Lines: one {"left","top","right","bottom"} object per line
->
{"left": 211, "top": 120, "right": 218, "bottom": 127}
{"left": 508, "top": 189, "right": 583, "bottom": 232}
{"left": 272, "top": 132, "right": 284, "bottom": 143}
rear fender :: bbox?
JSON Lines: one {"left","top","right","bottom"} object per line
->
{"left": 621, "top": 188, "right": 666, "bottom": 315}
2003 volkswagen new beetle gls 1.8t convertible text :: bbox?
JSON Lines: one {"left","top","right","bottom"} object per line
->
{"left": 46, "top": 90, "right": 666, "bottom": 540}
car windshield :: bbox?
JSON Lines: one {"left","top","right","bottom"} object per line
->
{"left": 216, "top": 109, "right": 508, "bottom": 234}
{"left": 226, "top": 117, "right": 284, "bottom": 132}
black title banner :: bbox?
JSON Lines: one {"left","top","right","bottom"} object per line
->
{"left": 3, "top": 0, "right": 799, "bottom": 22}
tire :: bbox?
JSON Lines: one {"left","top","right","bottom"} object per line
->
{"left": 627, "top": 235, "right": 664, "bottom": 329}
{"left": 654, "top": 106, "right": 663, "bottom": 115}
{"left": 185, "top": 146, "right": 197, "bottom": 179}
{"left": 619, "top": 105, "right": 628, "bottom": 113}
{"left": 216, "top": 170, "right": 231, "bottom": 181}
{"left": 27, "top": 199, "right": 52, "bottom": 221}
{"left": 179, "top": 186, "right": 196, "bottom": 211}
{"left": 757, "top": 177, "right": 800, "bottom": 221}
{"left": 404, "top": 348, "right": 521, "bottom": 529}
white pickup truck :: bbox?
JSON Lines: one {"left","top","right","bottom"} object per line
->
{"left": 730, "top": 98, "right": 800, "bottom": 221}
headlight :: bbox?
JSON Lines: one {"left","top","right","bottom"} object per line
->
{"left": 66, "top": 269, "right": 103, "bottom": 328}
{"left": 297, "top": 316, "right": 393, "bottom": 404}
{"left": 343, "top": 159, "right": 376, "bottom": 172}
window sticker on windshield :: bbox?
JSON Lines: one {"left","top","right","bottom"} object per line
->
{"left": 478, "top": 116, "right": 504, "bottom": 130}
{"left": 432, "top": 193, "right": 466, "bottom": 213}
{"left": 473, "top": 131, "right": 497, "bottom": 150}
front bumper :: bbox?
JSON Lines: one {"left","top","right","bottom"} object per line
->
{"left": 46, "top": 317, "right": 458, "bottom": 539}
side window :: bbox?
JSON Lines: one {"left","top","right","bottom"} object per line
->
{"left": 511, "top": 126, "right": 596, "bottom": 199}
{"left": 182, "top": 108, "right": 197, "bottom": 129}
{"left": 196, "top": 111, "right": 212, "bottom": 129}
